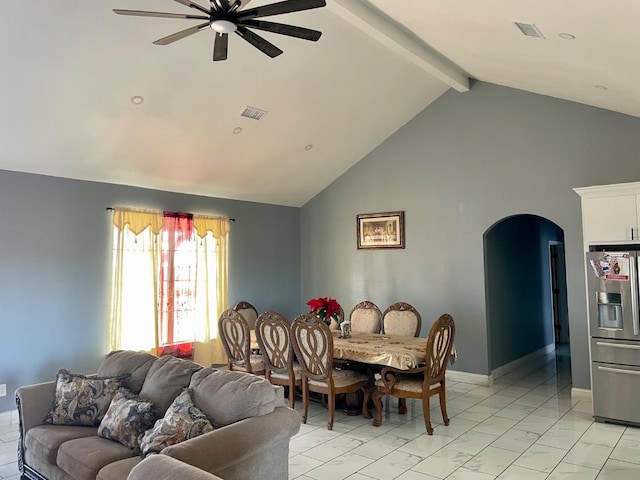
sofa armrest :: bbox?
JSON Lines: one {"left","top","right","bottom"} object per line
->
{"left": 128, "top": 455, "right": 224, "bottom": 480}
{"left": 162, "top": 406, "right": 301, "bottom": 474}
{"left": 15, "top": 381, "right": 56, "bottom": 434}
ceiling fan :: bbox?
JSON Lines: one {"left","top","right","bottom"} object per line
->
{"left": 114, "top": 0, "right": 326, "bottom": 61}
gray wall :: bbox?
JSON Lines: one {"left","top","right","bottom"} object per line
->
{"left": 300, "top": 81, "right": 640, "bottom": 389}
{"left": 0, "top": 170, "right": 300, "bottom": 412}
{"left": 485, "top": 215, "right": 562, "bottom": 370}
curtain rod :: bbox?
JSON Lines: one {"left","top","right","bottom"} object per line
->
{"left": 106, "top": 207, "right": 235, "bottom": 222}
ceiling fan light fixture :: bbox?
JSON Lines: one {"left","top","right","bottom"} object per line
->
{"left": 210, "top": 20, "right": 237, "bottom": 33}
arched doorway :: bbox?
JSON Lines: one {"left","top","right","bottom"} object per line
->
{"left": 484, "top": 214, "right": 570, "bottom": 376}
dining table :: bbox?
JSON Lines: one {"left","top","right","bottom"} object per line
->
{"left": 250, "top": 330, "right": 455, "bottom": 369}
{"left": 331, "top": 331, "right": 429, "bottom": 369}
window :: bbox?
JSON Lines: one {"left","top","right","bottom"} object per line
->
{"left": 109, "top": 207, "right": 230, "bottom": 366}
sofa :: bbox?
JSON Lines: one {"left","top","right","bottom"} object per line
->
{"left": 15, "top": 351, "right": 301, "bottom": 480}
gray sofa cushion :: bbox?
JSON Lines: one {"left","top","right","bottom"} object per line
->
{"left": 96, "top": 456, "right": 142, "bottom": 480}
{"left": 57, "top": 436, "right": 136, "bottom": 480}
{"left": 25, "top": 425, "right": 97, "bottom": 465}
{"left": 128, "top": 455, "right": 224, "bottom": 480}
{"left": 98, "top": 351, "right": 157, "bottom": 394}
{"left": 189, "top": 368, "right": 277, "bottom": 427}
{"left": 139, "top": 356, "right": 202, "bottom": 413}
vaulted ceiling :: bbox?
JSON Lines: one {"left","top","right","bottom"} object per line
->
{"left": 1, "top": 1, "right": 638, "bottom": 207}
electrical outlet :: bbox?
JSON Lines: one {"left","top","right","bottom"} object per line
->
{"left": 0, "top": 384, "right": 6, "bottom": 397}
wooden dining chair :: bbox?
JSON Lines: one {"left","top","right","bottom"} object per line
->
{"left": 349, "top": 300, "right": 382, "bottom": 333}
{"left": 233, "top": 300, "right": 259, "bottom": 329}
{"left": 382, "top": 302, "right": 422, "bottom": 337}
{"left": 290, "top": 313, "right": 370, "bottom": 430}
{"left": 218, "top": 309, "right": 265, "bottom": 375}
{"left": 370, "top": 313, "right": 456, "bottom": 434}
{"left": 255, "top": 311, "right": 302, "bottom": 408}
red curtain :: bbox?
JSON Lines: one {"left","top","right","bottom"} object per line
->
{"left": 159, "top": 212, "right": 195, "bottom": 346}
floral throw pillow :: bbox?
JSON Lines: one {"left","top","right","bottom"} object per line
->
{"left": 98, "top": 389, "right": 159, "bottom": 451}
{"left": 138, "top": 388, "right": 214, "bottom": 458}
{"left": 44, "top": 369, "right": 128, "bottom": 427}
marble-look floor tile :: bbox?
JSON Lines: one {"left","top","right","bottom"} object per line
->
{"left": 303, "top": 435, "right": 367, "bottom": 462}
{"left": 546, "top": 461, "right": 599, "bottom": 480}
{"left": 513, "top": 414, "right": 557, "bottom": 435}
{"left": 395, "top": 470, "right": 441, "bottom": 480}
{"left": 492, "top": 404, "right": 536, "bottom": 421}
{"left": 398, "top": 432, "right": 453, "bottom": 457}
{"left": 462, "top": 446, "right": 519, "bottom": 476}
{"left": 289, "top": 454, "right": 325, "bottom": 479}
{"left": 597, "top": 459, "right": 640, "bottom": 480}
{"left": 490, "top": 428, "right": 540, "bottom": 453}
{"left": 495, "top": 465, "right": 548, "bottom": 480}
{"left": 562, "top": 440, "right": 612, "bottom": 469}
{"left": 349, "top": 433, "right": 409, "bottom": 460}
{"left": 358, "top": 450, "right": 425, "bottom": 480}
{"left": 411, "top": 448, "right": 473, "bottom": 479}
{"left": 303, "top": 452, "right": 374, "bottom": 480}
{"left": 471, "top": 416, "right": 518, "bottom": 436}
{"left": 579, "top": 422, "right": 625, "bottom": 447}
{"left": 610, "top": 438, "right": 640, "bottom": 465}
{"left": 445, "top": 467, "right": 496, "bottom": 480}
{"left": 535, "top": 424, "right": 583, "bottom": 450}
{"left": 445, "top": 430, "right": 498, "bottom": 456}
{"left": 513, "top": 443, "right": 566, "bottom": 473}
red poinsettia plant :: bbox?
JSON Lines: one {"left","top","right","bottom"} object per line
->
{"left": 307, "top": 297, "right": 342, "bottom": 326}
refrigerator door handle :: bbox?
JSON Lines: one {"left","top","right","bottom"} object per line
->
{"left": 632, "top": 255, "right": 640, "bottom": 336}
{"left": 598, "top": 365, "right": 640, "bottom": 376}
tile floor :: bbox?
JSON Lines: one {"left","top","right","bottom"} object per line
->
{"left": 0, "top": 410, "right": 19, "bottom": 480}
{"left": 2, "top": 349, "right": 639, "bottom": 480}
{"left": 288, "top": 349, "right": 640, "bottom": 479}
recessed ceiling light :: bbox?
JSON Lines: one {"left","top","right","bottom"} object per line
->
{"left": 233, "top": 127, "right": 243, "bottom": 134}
{"left": 558, "top": 33, "right": 576, "bottom": 40}
{"left": 594, "top": 85, "right": 608, "bottom": 90}
{"left": 130, "top": 96, "right": 144, "bottom": 105}
{"left": 305, "top": 144, "right": 313, "bottom": 151}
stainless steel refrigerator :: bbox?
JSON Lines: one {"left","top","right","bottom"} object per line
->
{"left": 587, "top": 250, "right": 640, "bottom": 426}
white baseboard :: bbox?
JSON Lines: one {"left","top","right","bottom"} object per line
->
{"left": 491, "top": 343, "right": 556, "bottom": 380}
{"left": 571, "top": 388, "right": 592, "bottom": 402}
{"left": 447, "top": 370, "right": 492, "bottom": 386}
{"left": 0, "top": 409, "right": 19, "bottom": 425}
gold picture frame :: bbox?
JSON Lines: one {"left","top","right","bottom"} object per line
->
{"left": 356, "top": 211, "right": 405, "bottom": 250}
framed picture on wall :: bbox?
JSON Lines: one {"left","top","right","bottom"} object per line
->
{"left": 356, "top": 211, "right": 405, "bottom": 250}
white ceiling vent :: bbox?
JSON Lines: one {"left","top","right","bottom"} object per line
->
{"left": 241, "top": 106, "right": 268, "bottom": 120}
{"left": 514, "top": 22, "right": 545, "bottom": 39}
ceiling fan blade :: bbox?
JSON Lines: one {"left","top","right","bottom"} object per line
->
{"left": 213, "top": 32, "right": 229, "bottom": 61}
{"left": 172, "top": 0, "right": 211, "bottom": 15}
{"left": 113, "top": 9, "right": 209, "bottom": 20}
{"left": 238, "top": 0, "right": 326, "bottom": 20}
{"left": 239, "top": 19, "right": 321, "bottom": 41}
{"left": 153, "top": 22, "right": 210, "bottom": 45}
{"left": 235, "top": 26, "right": 283, "bottom": 58}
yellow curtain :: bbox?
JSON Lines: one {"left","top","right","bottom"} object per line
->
{"left": 109, "top": 216, "right": 162, "bottom": 354}
{"left": 109, "top": 207, "right": 229, "bottom": 366}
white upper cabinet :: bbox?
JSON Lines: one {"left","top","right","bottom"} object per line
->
{"left": 574, "top": 182, "right": 640, "bottom": 245}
